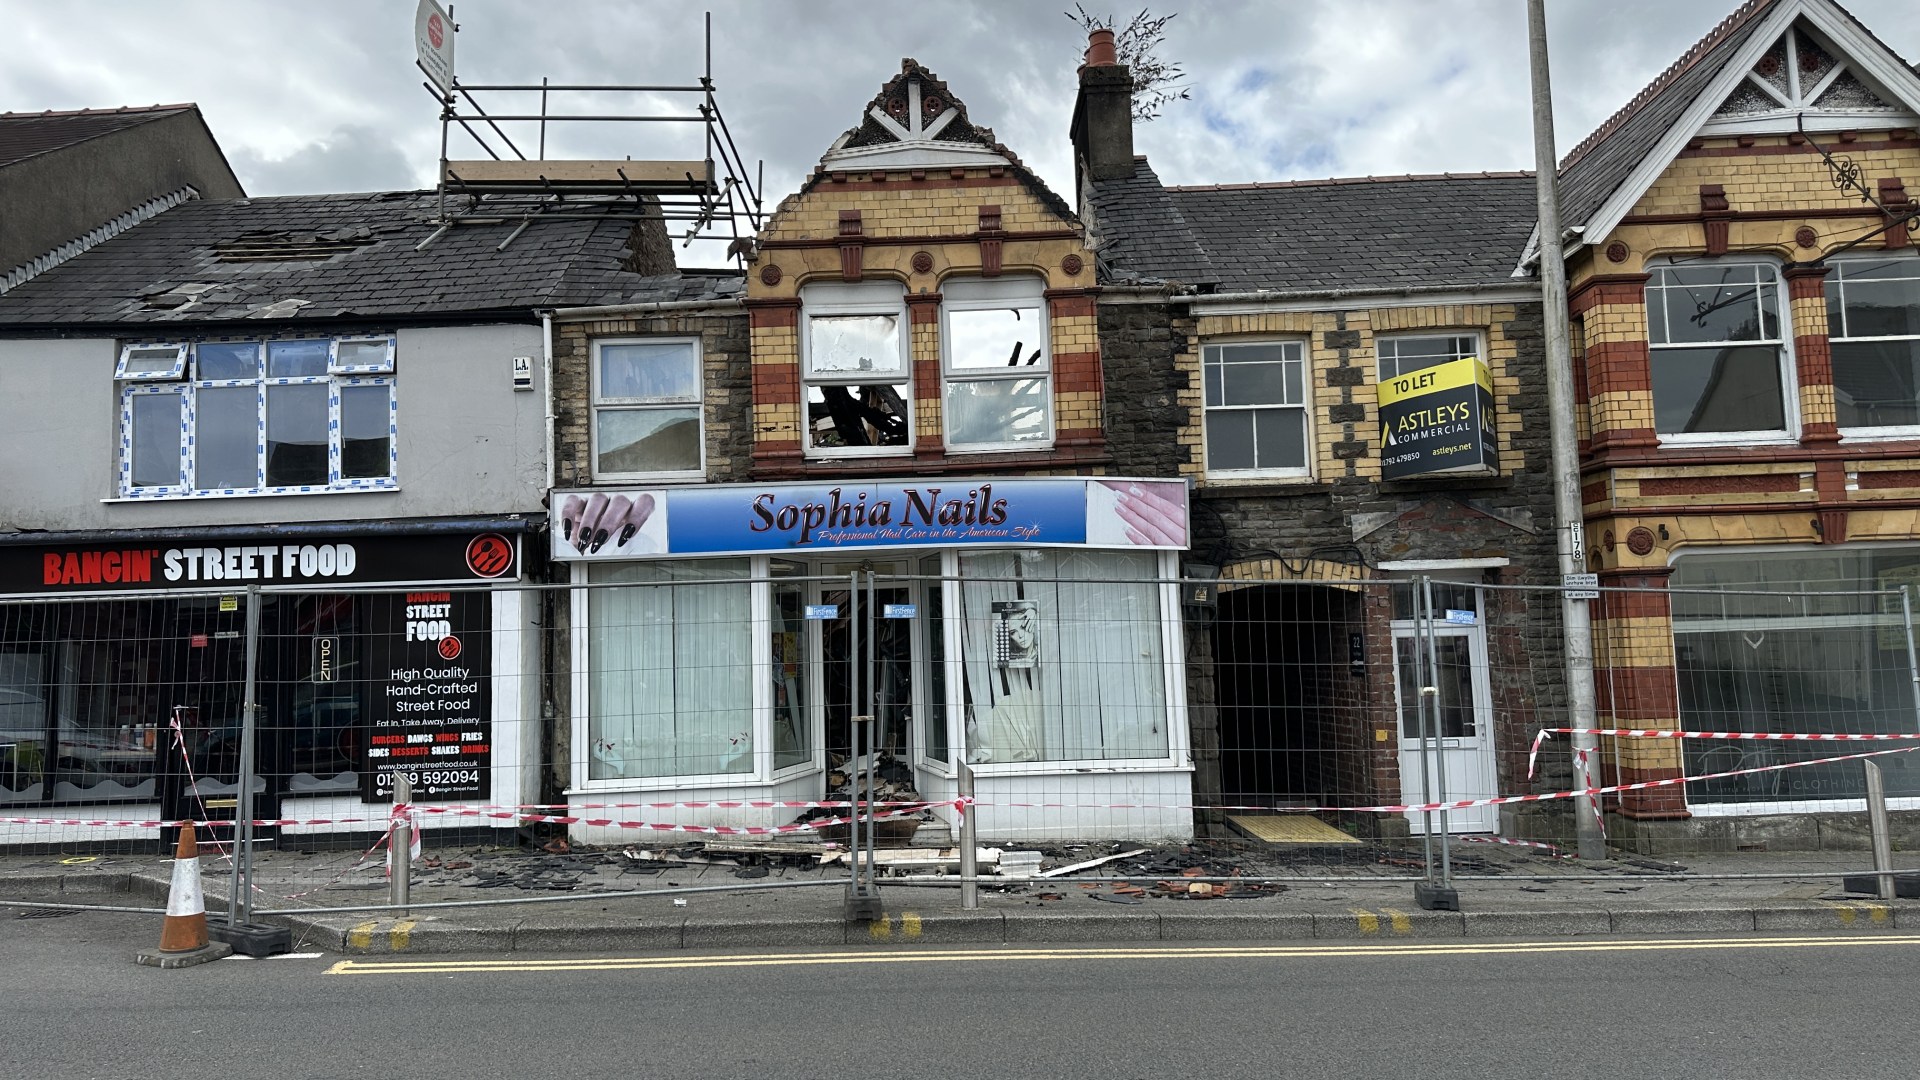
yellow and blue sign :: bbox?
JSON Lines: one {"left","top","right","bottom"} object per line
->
{"left": 1377, "top": 357, "right": 1499, "bottom": 480}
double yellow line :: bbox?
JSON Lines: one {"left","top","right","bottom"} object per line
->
{"left": 327, "top": 934, "right": 1920, "bottom": 976}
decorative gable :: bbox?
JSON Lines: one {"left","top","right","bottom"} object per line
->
{"left": 1705, "top": 21, "right": 1908, "bottom": 130}
{"left": 821, "top": 60, "right": 1013, "bottom": 173}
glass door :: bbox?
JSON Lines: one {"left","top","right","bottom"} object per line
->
{"left": 1392, "top": 624, "right": 1499, "bottom": 833}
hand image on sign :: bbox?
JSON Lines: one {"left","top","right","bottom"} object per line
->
{"left": 1090, "top": 480, "right": 1188, "bottom": 547}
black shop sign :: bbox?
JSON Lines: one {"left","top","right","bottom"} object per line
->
{"left": 2, "top": 530, "right": 519, "bottom": 596}
{"left": 359, "top": 588, "right": 492, "bottom": 802}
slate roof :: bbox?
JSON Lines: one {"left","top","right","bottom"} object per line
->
{"left": 1089, "top": 159, "right": 1538, "bottom": 293}
{"left": 0, "top": 190, "right": 741, "bottom": 328}
{"left": 0, "top": 105, "right": 192, "bottom": 170}
{"left": 1555, "top": 0, "right": 1777, "bottom": 229}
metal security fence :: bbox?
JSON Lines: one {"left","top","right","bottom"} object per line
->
{"left": 7, "top": 569, "right": 1920, "bottom": 916}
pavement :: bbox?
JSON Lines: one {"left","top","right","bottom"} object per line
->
{"left": 4, "top": 835, "right": 1916, "bottom": 954}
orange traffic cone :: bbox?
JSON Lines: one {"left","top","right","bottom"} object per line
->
{"left": 136, "top": 821, "right": 233, "bottom": 968}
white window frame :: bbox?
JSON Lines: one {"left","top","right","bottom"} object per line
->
{"left": 1828, "top": 253, "right": 1920, "bottom": 441}
{"left": 799, "top": 281, "right": 912, "bottom": 459}
{"left": 1200, "top": 338, "right": 1313, "bottom": 479}
{"left": 1645, "top": 260, "right": 1800, "bottom": 447}
{"left": 589, "top": 336, "right": 706, "bottom": 482}
{"left": 328, "top": 335, "right": 397, "bottom": 375}
{"left": 1377, "top": 331, "right": 1483, "bottom": 381}
{"left": 940, "top": 276, "right": 1054, "bottom": 452}
{"left": 115, "top": 342, "right": 187, "bottom": 380}
{"left": 116, "top": 336, "right": 400, "bottom": 499}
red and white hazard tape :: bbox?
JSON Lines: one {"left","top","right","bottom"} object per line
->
{"left": 1527, "top": 726, "right": 1920, "bottom": 778}
{"left": 0, "top": 799, "right": 965, "bottom": 836}
{"left": 1459, "top": 835, "right": 1573, "bottom": 859}
{"left": 412, "top": 798, "right": 939, "bottom": 816}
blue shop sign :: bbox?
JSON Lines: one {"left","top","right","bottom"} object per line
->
{"left": 551, "top": 478, "right": 1189, "bottom": 560}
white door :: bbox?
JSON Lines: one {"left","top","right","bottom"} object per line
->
{"left": 1393, "top": 625, "right": 1499, "bottom": 833}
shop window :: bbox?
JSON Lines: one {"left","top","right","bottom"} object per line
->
{"left": 1826, "top": 255, "right": 1920, "bottom": 434}
{"left": 942, "top": 277, "right": 1052, "bottom": 449}
{"left": 587, "top": 559, "right": 753, "bottom": 779}
{"left": 769, "top": 560, "right": 811, "bottom": 772}
{"left": 1671, "top": 548, "right": 1920, "bottom": 807}
{"left": 957, "top": 549, "right": 1170, "bottom": 764}
{"left": 801, "top": 282, "right": 911, "bottom": 455}
{"left": 591, "top": 338, "right": 704, "bottom": 479}
{"left": 117, "top": 336, "right": 397, "bottom": 498}
{"left": 1644, "top": 264, "right": 1793, "bottom": 440}
{"left": 1201, "top": 340, "right": 1309, "bottom": 476}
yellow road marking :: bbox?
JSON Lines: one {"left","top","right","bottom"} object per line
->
{"left": 1352, "top": 909, "right": 1379, "bottom": 935}
{"left": 325, "top": 934, "right": 1920, "bottom": 976}
{"left": 1382, "top": 908, "right": 1413, "bottom": 935}
{"left": 1821, "top": 900, "right": 1891, "bottom": 925}
{"left": 346, "top": 921, "right": 378, "bottom": 950}
{"left": 867, "top": 918, "right": 891, "bottom": 941}
{"left": 901, "top": 912, "right": 923, "bottom": 939}
{"left": 390, "top": 920, "right": 417, "bottom": 950}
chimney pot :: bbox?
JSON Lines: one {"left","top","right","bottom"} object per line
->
{"left": 1085, "top": 28, "right": 1118, "bottom": 68}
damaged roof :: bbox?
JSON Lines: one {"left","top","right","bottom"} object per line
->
{"left": 0, "top": 190, "right": 741, "bottom": 328}
{"left": 1089, "top": 159, "right": 1538, "bottom": 293}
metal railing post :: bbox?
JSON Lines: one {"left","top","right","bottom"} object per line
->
{"left": 234, "top": 584, "right": 261, "bottom": 923}
{"left": 959, "top": 760, "right": 979, "bottom": 910}
{"left": 1864, "top": 758, "right": 1896, "bottom": 902}
{"left": 390, "top": 774, "right": 412, "bottom": 916}
{"left": 1421, "top": 577, "right": 1453, "bottom": 888}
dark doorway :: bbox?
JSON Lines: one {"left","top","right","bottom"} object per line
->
{"left": 1213, "top": 584, "right": 1365, "bottom": 805}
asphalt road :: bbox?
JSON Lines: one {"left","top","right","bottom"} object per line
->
{"left": 3, "top": 905, "right": 1912, "bottom": 1080}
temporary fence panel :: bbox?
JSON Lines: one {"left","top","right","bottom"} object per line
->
{"left": 10, "top": 568, "right": 1920, "bottom": 913}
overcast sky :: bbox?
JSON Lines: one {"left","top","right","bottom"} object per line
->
{"left": 5, "top": 0, "right": 1916, "bottom": 257}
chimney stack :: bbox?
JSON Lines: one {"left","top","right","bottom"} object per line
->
{"left": 1071, "top": 28, "right": 1135, "bottom": 186}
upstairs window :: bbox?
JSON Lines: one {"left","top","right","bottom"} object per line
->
{"left": 1645, "top": 264, "right": 1793, "bottom": 441}
{"left": 942, "top": 277, "right": 1052, "bottom": 450}
{"left": 801, "top": 282, "right": 911, "bottom": 456}
{"left": 1379, "top": 333, "right": 1478, "bottom": 379}
{"left": 1827, "top": 256, "right": 1920, "bottom": 435}
{"left": 1201, "top": 340, "right": 1310, "bottom": 477}
{"left": 117, "top": 337, "right": 397, "bottom": 498}
{"left": 592, "top": 338, "right": 704, "bottom": 479}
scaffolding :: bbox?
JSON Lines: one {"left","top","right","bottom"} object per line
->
{"left": 414, "top": 9, "right": 763, "bottom": 260}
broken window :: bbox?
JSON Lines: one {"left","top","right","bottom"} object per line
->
{"left": 942, "top": 277, "right": 1052, "bottom": 449}
{"left": 116, "top": 336, "right": 397, "bottom": 498}
{"left": 1644, "top": 264, "right": 1792, "bottom": 440}
{"left": 801, "top": 282, "right": 911, "bottom": 455}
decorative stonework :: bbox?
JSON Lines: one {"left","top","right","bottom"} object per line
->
{"left": 1062, "top": 253, "right": 1084, "bottom": 276}
{"left": 759, "top": 263, "right": 783, "bottom": 286}
{"left": 911, "top": 250, "right": 934, "bottom": 274}
{"left": 1605, "top": 241, "right": 1629, "bottom": 263}
{"left": 1603, "top": 529, "right": 1616, "bottom": 553}
{"left": 1795, "top": 225, "right": 1819, "bottom": 249}
{"left": 1625, "top": 526, "right": 1656, "bottom": 557}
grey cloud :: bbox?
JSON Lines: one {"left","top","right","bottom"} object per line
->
{"left": 230, "top": 124, "right": 419, "bottom": 195}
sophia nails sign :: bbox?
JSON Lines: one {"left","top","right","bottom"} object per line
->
{"left": 550, "top": 477, "right": 1189, "bottom": 560}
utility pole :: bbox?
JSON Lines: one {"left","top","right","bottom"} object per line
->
{"left": 1527, "top": 0, "right": 1606, "bottom": 860}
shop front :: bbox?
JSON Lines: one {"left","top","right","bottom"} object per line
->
{"left": 553, "top": 477, "right": 1197, "bottom": 841}
{"left": 0, "top": 524, "right": 536, "bottom": 847}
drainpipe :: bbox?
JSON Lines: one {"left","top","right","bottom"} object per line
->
{"left": 541, "top": 310, "right": 556, "bottom": 495}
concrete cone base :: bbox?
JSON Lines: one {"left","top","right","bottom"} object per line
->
{"left": 136, "top": 941, "right": 234, "bottom": 968}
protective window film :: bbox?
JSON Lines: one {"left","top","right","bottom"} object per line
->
{"left": 808, "top": 314, "right": 902, "bottom": 376}
{"left": 596, "top": 406, "right": 701, "bottom": 474}
{"left": 267, "top": 339, "right": 330, "bottom": 378}
{"left": 598, "top": 342, "right": 700, "bottom": 401}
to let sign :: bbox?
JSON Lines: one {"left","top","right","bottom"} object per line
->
{"left": 1377, "top": 356, "right": 1500, "bottom": 481}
